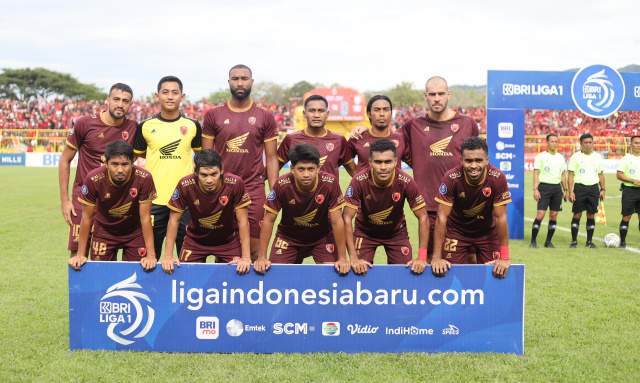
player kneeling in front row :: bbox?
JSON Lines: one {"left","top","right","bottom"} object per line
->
{"left": 254, "top": 144, "right": 351, "bottom": 274}
{"left": 431, "top": 137, "right": 511, "bottom": 279}
{"left": 69, "top": 141, "right": 158, "bottom": 271}
{"left": 343, "top": 138, "right": 429, "bottom": 275}
{"left": 161, "top": 149, "right": 252, "bottom": 275}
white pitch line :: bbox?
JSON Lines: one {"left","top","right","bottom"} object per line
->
{"left": 523, "top": 217, "right": 640, "bottom": 254}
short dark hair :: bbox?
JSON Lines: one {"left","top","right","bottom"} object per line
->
{"left": 157, "top": 76, "right": 183, "bottom": 93}
{"left": 229, "top": 64, "right": 252, "bottom": 78}
{"left": 630, "top": 135, "right": 640, "bottom": 142}
{"left": 546, "top": 134, "right": 558, "bottom": 141}
{"left": 304, "top": 95, "right": 328, "bottom": 110}
{"left": 109, "top": 83, "right": 133, "bottom": 98}
{"left": 104, "top": 140, "right": 134, "bottom": 162}
{"left": 370, "top": 138, "right": 397, "bottom": 157}
{"left": 461, "top": 137, "right": 488, "bottom": 156}
{"left": 366, "top": 95, "right": 392, "bottom": 121}
{"left": 579, "top": 133, "right": 593, "bottom": 143}
{"left": 289, "top": 144, "right": 320, "bottom": 166}
{"left": 193, "top": 149, "right": 222, "bottom": 174}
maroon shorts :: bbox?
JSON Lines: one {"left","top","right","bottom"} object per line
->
{"left": 67, "top": 191, "right": 91, "bottom": 252}
{"left": 441, "top": 231, "right": 499, "bottom": 264}
{"left": 269, "top": 233, "right": 338, "bottom": 264}
{"left": 246, "top": 183, "right": 266, "bottom": 238}
{"left": 90, "top": 234, "right": 147, "bottom": 262}
{"left": 179, "top": 237, "right": 242, "bottom": 263}
{"left": 353, "top": 234, "right": 412, "bottom": 264}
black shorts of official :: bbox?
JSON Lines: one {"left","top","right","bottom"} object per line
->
{"left": 621, "top": 185, "right": 640, "bottom": 215}
{"left": 151, "top": 204, "right": 191, "bottom": 258}
{"left": 572, "top": 184, "right": 599, "bottom": 213}
{"left": 537, "top": 183, "right": 563, "bottom": 212}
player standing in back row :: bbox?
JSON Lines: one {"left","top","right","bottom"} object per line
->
{"left": 202, "top": 65, "right": 279, "bottom": 261}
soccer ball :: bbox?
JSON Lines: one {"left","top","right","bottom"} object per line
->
{"left": 604, "top": 233, "right": 621, "bottom": 248}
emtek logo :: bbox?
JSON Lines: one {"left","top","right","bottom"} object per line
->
{"left": 273, "top": 322, "right": 308, "bottom": 335}
{"left": 197, "top": 316, "right": 219, "bottom": 339}
{"left": 498, "top": 123, "right": 513, "bottom": 138}
{"left": 160, "top": 139, "right": 181, "bottom": 159}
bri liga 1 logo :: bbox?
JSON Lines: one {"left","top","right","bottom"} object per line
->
{"left": 571, "top": 64, "right": 625, "bottom": 119}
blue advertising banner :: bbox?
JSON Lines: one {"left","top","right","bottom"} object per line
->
{"left": 70, "top": 263, "right": 525, "bottom": 354}
{"left": 486, "top": 109, "right": 525, "bottom": 240}
{"left": 0, "top": 153, "right": 25, "bottom": 166}
{"left": 487, "top": 68, "right": 640, "bottom": 115}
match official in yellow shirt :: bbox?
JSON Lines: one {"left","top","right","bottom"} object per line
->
{"left": 616, "top": 135, "right": 640, "bottom": 248}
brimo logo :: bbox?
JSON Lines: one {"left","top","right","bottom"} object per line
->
{"left": 100, "top": 273, "right": 154, "bottom": 345}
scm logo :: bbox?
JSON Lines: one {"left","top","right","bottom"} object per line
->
{"left": 273, "top": 322, "right": 308, "bottom": 335}
{"left": 196, "top": 316, "right": 219, "bottom": 339}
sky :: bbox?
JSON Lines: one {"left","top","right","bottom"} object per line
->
{"left": 1, "top": 0, "right": 638, "bottom": 101}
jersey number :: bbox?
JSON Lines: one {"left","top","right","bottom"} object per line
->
{"left": 92, "top": 241, "right": 107, "bottom": 256}
{"left": 443, "top": 238, "right": 458, "bottom": 252}
{"left": 180, "top": 249, "right": 192, "bottom": 262}
{"left": 274, "top": 237, "right": 289, "bottom": 249}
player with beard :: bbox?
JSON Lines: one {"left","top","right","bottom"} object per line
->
{"left": 59, "top": 83, "right": 138, "bottom": 259}
{"left": 134, "top": 76, "right": 202, "bottom": 259}
{"left": 347, "top": 95, "right": 405, "bottom": 172}
{"left": 351, "top": 77, "right": 479, "bottom": 263}
{"left": 69, "top": 141, "right": 157, "bottom": 271}
{"left": 202, "top": 65, "right": 279, "bottom": 261}
{"left": 343, "top": 138, "right": 429, "bottom": 275}
{"left": 431, "top": 137, "right": 511, "bottom": 279}
{"left": 277, "top": 95, "right": 357, "bottom": 179}
{"left": 253, "top": 144, "right": 350, "bottom": 274}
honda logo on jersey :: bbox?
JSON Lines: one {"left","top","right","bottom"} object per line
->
{"left": 220, "top": 196, "right": 228, "bottom": 206}
{"left": 130, "top": 188, "right": 138, "bottom": 197}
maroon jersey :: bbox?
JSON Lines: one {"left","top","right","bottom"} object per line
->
{"left": 78, "top": 165, "right": 157, "bottom": 238}
{"left": 66, "top": 112, "right": 138, "bottom": 193}
{"left": 277, "top": 128, "right": 354, "bottom": 177}
{"left": 344, "top": 168, "right": 425, "bottom": 239}
{"left": 167, "top": 173, "right": 251, "bottom": 247}
{"left": 402, "top": 112, "right": 479, "bottom": 211}
{"left": 264, "top": 171, "right": 345, "bottom": 246}
{"left": 347, "top": 128, "right": 406, "bottom": 172}
{"left": 435, "top": 164, "right": 511, "bottom": 239}
{"left": 202, "top": 101, "right": 278, "bottom": 187}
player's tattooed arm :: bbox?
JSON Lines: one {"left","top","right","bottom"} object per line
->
{"left": 343, "top": 206, "right": 371, "bottom": 275}
{"left": 228, "top": 208, "right": 252, "bottom": 275}
{"left": 69, "top": 204, "right": 94, "bottom": 271}
{"left": 161, "top": 211, "right": 183, "bottom": 274}
{"left": 487, "top": 204, "right": 510, "bottom": 279}
{"left": 407, "top": 207, "right": 429, "bottom": 274}
{"left": 431, "top": 204, "right": 452, "bottom": 277}
{"left": 254, "top": 210, "right": 277, "bottom": 274}
{"left": 139, "top": 202, "right": 157, "bottom": 271}
{"left": 59, "top": 145, "right": 78, "bottom": 226}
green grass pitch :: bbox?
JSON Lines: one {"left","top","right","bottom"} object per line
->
{"left": 1, "top": 167, "right": 639, "bottom": 382}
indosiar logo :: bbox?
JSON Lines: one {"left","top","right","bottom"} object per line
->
{"left": 572, "top": 65, "right": 625, "bottom": 118}
{"left": 99, "top": 273, "right": 154, "bottom": 345}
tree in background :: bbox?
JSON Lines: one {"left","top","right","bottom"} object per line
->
{"left": 0, "top": 67, "right": 105, "bottom": 101}
{"left": 207, "top": 88, "right": 231, "bottom": 104}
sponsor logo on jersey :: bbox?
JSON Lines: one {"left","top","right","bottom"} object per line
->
{"left": 160, "top": 139, "right": 182, "bottom": 159}
{"left": 294, "top": 209, "right": 319, "bottom": 227}
{"left": 363, "top": 142, "right": 370, "bottom": 147}
{"left": 321, "top": 174, "right": 335, "bottom": 183}
{"left": 248, "top": 117, "right": 256, "bottom": 125}
{"left": 98, "top": 132, "right": 104, "bottom": 138}
{"left": 224, "top": 119, "right": 230, "bottom": 124}
{"left": 459, "top": 192, "right": 465, "bottom": 198}
{"left": 194, "top": 199, "right": 200, "bottom": 205}
{"left": 424, "top": 126, "right": 430, "bottom": 131}
{"left": 108, "top": 202, "right": 132, "bottom": 219}
{"left": 316, "top": 194, "right": 324, "bottom": 204}
{"left": 439, "top": 183, "right": 447, "bottom": 194}
{"left": 100, "top": 273, "right": 154, "bottom": 345}
{"left": 226, "top": 133, "right": 249, "bottom": 153}
{"left": 219, "top": 196, "right": 228, "bottom": 206}
{"left": 318, "top": 155, "right": 328, "bottom": 169}
{"left": 82, "top": 185, "right": 88, "bottom": 195}
{"left": 502, "top": 191, "right": 511, "bottom": 200}
{"left": 322, "top": 322, "right": 340, "bottom": 336}
{"left": 104, "top": 193, "right": 110, "bottom": 199}
{"left": 122, "top": 131, "right": 129, "bottom": 140}
{"left": 180, "top": 126, "right": 188, "bottom": 135}
{"left": 392, "top": 192, "right": 401, "bottom": 202}
{"left": 276, "top": 249, "right": 282, "bottom": 254}
{"left": 326, "top": 244, "right": 334, "bottom": 253}
{"left": 401, "top": 246, "right": 410, "bottom": 256}
{"left": 286, "top": 198, "right": 294, "bottom": 205}
{"left": 198, "top": 211, "right": 224, "bottom": 229}
{"left": 430, "top": 136, "right": 453, "bottom": 156}
{"left": 336, "top": 195, "right": 344, "bottom": 204}
{"left": 366, "top": 194, "right": 371, "bottom": 200}
{"left": 130, "top": 188, "right": 138, "bottom": 197}
{"left": 242, "top": 193, "right": 250, "bottom": 202}
{"left": 415, "top": 195, "right": 424, "bottom": 204}
{"left": 398, "top": 173, "right": 411, "bottom": 183}
{"left": 268, "top": 190, "right": 275, "bottom": 200}
{"left": 326, "top": 143, "right": 334, "bottom": 151}
{"left": 544, "top": 166, "right": 550, "bottom": 172}
{"left": 449, "top": 171, "right": 462, "bottom": 179}
{"left": 181, "top": 178, "right": 195, "bottom": 187}
{"left": 346, "top": 186, "right": 354, "bottom": 197}
{"left": 151, "top": 129, "right": 156, "bottom": 134}
{"left": 172, "top": 189, "right": 179, "bottom": 200}
{"left": 483, "top": 187, "right": 491, "bottom": 197}
{"left": 368, "top": 206, "right": 393, "bottom": 225}
{"left": 138, "top": 248, "right": 146, "bottom": 257}
{"left": 451, "top": 124, "right": 459, "bottom": 132}
{"left": 463, "top": 201, "right": 486, "bottom": 219}
{"left": 572, "top": 65, "right": 625, "bottom": 118}
{"left": 279, "top": 177, "right": 291, "bottom": 186}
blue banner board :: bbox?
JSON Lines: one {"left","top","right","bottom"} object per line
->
{"left": 0, "top": 153, "right": 25, "bottom": 166}
{"left": 69, "top": 263, "right": 525, "bottom": 354}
